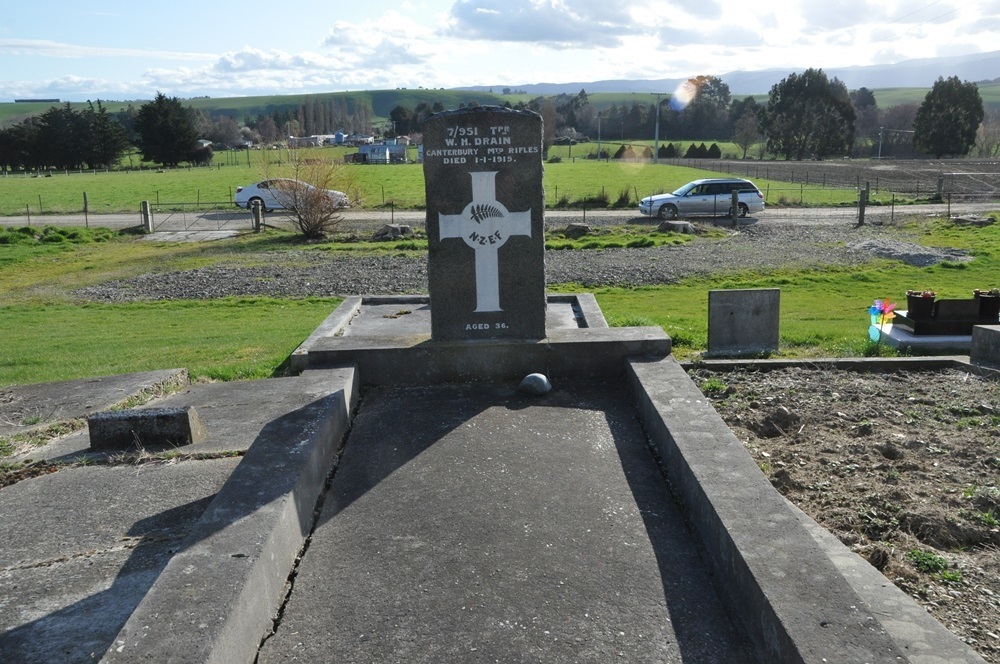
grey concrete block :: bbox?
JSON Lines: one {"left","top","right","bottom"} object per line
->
{"left": 707, "top": 288, "right": 780, "bottom": 356}
{"left": 971, "top": 324, "right": 1000, "bottom": 367}
{"left": 88, "top": 406, "right": 207, "bottom": 450}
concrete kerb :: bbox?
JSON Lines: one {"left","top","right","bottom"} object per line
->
{"left": 680, "top": 354, "right": 1000, "bottom": 380}
{"left": 103, "top": 365, "right": 359, "bottom": 664}
{"left": 289, "top": 296, "right": 367, "bottom": 373}
{"left": 627, "top": 356, "right": 986, "bottom": 663}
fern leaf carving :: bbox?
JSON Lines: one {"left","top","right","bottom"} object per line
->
{"left": 470, "top": 204, "right": 503, "bottom": 223}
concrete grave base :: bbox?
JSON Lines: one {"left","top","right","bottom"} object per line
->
{"left": 870, "top": 322, "right": 973, "bottom": 352}
{"left": 290, "top": 293, "right": 671, "bottom": 385}
{"left": 1, "top": 300, "right": 990, "bottom": 663}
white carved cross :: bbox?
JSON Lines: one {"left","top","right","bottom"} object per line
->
{"left": 439, "top": 171, "right": 532, "bottom": 312}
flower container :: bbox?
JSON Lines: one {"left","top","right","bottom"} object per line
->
{"left": 975, "top": 292, "right": 1000, "bottom": 321}
{"left": 906, "top": 292, "right": 935, "bottom": 319}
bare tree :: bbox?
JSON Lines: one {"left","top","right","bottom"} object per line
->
{"left": 974, "top": 109, "right": 1000, "bottom": 158}
{"left": 267, "top": 151, "right": 354, "bottom": 239}
{"left": 732, "top": 112, "right": 760, "bottom": 159}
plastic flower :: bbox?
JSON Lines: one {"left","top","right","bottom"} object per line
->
{"left": 869, "top": 298, "right": 896, "bottom": 323}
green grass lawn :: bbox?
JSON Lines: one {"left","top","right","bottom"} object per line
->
{"left": 0, "top": 298, "right": 338, "bottom": 385}
{"left": 0, "top": 153, "right": 873, "bottom": 216}
{"left": 2, "top": 213, "right": 998, "bottom": 386}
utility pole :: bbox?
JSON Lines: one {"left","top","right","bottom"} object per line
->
{"left": 652, "top": 93, "right": 668, "bottom": 164}
{"left": 596, "top": 113, "right": 602, "bottom": 162}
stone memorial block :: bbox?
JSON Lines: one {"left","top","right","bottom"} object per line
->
{"left": 423, "top": 106, "right": 545, "bottom": 341}
{"left": 707, "top": 288, "right": 780, "bottom": 356}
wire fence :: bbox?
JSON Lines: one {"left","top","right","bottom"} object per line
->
{"left": 148, "top": 203, "right": 256, "bottom": 232}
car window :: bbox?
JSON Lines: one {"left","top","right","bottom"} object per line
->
{"left": 672, "top": 183, "right": 696, "bottom": 196}
{"left": 259, "top": 181, "right": 270, "bottom": 189}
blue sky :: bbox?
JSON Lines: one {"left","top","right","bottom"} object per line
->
{"left": 1, "top": 0, "right": 997, "bottom": 101}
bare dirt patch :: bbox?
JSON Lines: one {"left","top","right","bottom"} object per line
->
{"left": 689, "top": 365, "right": 1000, "bottom": 662}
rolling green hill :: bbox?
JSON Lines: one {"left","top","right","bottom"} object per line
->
{"left": 0, "top": 90, "right": 514, "bottom": 127}
{"left": 2, "top": 80, "right": 998, "bottom": 129}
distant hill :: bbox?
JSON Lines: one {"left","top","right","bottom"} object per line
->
{"left": 458, "top": 49, "right": 1000, "bottom": 96}
{"left": 2, "top": 50, "right": 999, "bottom": 127}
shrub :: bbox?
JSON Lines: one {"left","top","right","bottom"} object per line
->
{"left": 613, "top": 187, "right": 631, "bottom": 208}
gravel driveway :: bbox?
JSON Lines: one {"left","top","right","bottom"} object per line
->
{"left": 75, "top": 206, "right": 986, "bottom": 302}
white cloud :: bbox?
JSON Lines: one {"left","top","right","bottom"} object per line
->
{"left": 443, "top": 0, "right": 639, "bottom": 45}
{"left": 0, "top": 38, "right": 211, "bottom": 61}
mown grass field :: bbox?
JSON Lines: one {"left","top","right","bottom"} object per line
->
{"left": 2, "top": 211, "right": 998, "bottom": 388}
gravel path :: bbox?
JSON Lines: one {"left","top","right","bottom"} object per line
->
{"left": 75, "top": 213, "right": 974, "bottom": 302}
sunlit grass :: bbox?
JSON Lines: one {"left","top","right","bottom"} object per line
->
{"left": 2, "top": 215, "right": 998, "bottom": 383}
{"left": 0, "top": 156, "right": 879, "bottom": 216}
{"left": 0, "top": 298, "right": 338, "bottom": 386}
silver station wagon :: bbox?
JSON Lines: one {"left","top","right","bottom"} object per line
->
{"left": 639, "top": 178, "right": 765, "bottom": 219}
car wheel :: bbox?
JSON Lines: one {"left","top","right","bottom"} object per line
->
{"left": 247, "top": 197, "right": 267, "bottom": 212}
{"left": 658, "top": 204, "right": 678, "bottom": 220}
{"left": 727, "top": 204, "right": 749, "bottom": 218}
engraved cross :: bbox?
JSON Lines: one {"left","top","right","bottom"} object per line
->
{"left": 439, "top": 171, "right": 531, "bottom": 312}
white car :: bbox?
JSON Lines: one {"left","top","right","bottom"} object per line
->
{"left": 234, "top": 179, "right": 349, "bottom": 212}
{"left": 639, "top": 178, "right": 765, "bottom": 219}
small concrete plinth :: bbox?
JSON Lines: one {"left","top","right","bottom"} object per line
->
{"left": 88, "top": 406, "right": 207, "bottom": 450}
{"left": 291, "top": 294, "right": 668, "bottom": 385}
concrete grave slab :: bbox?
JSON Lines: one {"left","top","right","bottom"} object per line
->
{"left": 971, "top": 324, "right": 1000, "bottom": 367}
{"left": 0, "top": 459, "right": 239, "bottom": 664}
{"left": 2, "top": 368, "right": 358, "bottom": 664}
{"left": 13, "top": 372, "right": 354, "bottom": 463}
{"left": 290, "top": 294, "right": 664, "bottom": 385}
{"left": 104, "top": 366, "right": 358, "bottom": 664}
{"left": 0, "top": 369, "right": 188, "bottom": 438}
{"left": 627, "top": 356, "right": 984, "bottom": 663}
{"left": 257, "top": 381, "right": 754, "bottom": 663}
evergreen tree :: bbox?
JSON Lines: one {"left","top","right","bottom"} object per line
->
{"left": 83, "top": 101, "right": 130, "bottom": 168}
{"left": 134, "top": 93, "right": 200, "bottom": 167}
{"left": 36, "top": 103, "right": 88, "bottom": 169}
{"left": 850, "top": 87, "right": 880, "bottom": 156}
{"left": 0, "top": 120, "right": 40, "bottom": 171}
{"left": 913, "top": 76, "right": 984, "bottom": 158}
{"left": 760, "top": 68, "right": 855, "bottom": 160}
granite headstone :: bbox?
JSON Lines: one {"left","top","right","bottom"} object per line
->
{"left": 423, "top": 106, "right": 545, "bottom": 341}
